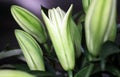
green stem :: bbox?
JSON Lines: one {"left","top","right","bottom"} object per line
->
{"left": 85, "top": 54, "right": 95, "bottom": 77}
{"left": 43, "top": 43, "right": 49, "bottom": 53}
{"left": 101, "top": 59, "right": 106, "bottom": 71}
{"left": 85, "top": 63, "right": 94, "bottom": 77}
{"left": 68, "top": 70, "right": 73, "bottom": 77}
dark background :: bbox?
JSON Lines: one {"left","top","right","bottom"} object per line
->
{"left": 0, "top": 0, "right": 120, "bottom": 51}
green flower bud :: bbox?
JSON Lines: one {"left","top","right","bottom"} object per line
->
{"left": 15, "top": 30, "right": 45, "bottom": 71}
{"left": 82, "top": 0, "right": 92, "bottom": 13}
{"left": 0, "top": 70, "right": 35, "bottom": 77}
{"left": 85, "top": 0, "right": 116, "bottom": 57}
{"left": 41, "top": 5, "right": 75, "bottom": 71}
{"left": 11, "top": 5, "right": 47, "bottom": 44}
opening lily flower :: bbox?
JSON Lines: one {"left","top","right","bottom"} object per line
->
{"left": 41, "top": 5, "right": 75, "bottom": 71}
{"left": 85, "top": 0, "right": 116, "bottom": 57}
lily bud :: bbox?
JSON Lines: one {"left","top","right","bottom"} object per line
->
{"left": 0, "top": 70, "right": 35, "bottom": 77}
{"left": 11, "top": 5, "right": 47, "bottom": 44}
{"left": 85, "top": 0, "right": 116, "bottom": 57}
{"left": 15, "top": 30, "right": 45, "bottom": 71}
{"left": 41, "top": 5, "right": 75, "bottom": 71}
{"left": 82, "top": 0, "right": 92, "bottom": 13}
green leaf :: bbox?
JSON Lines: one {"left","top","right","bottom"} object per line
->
{"left": 100, "top": 41, "right": 120, "bottom": 59}
{"left": 28, "top": 71, "right": 59, "bottom": 77}
{"left": 0, "top": 70, "right": 35, "bottom": 77}
{"left": 15, "top": 29, "right": 45, "bottom": 71}
{"left": 73, "top": 11, "right": 85, "bottom": 22}
{"left": 75, "top": 64, "right": 94, "bottom": 77}
{"left": 13, "top": 64, "right": 30, "bottom": 71}
{"left": 11, "top": 5, "right": 47, "bottom": 43}
{"left": 106, "top": 65, "right": 120, "bottom": 77}
{"left": 98, "top": 41, "right": 120, "bottom": 71}
{"left": 69, "top": 18, "right": 82, "bottom": 58}
{"left": 0, "top": 49, "right": 22, "bottom": 60}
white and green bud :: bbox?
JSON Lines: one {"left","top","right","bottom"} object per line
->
{"left": 41, "top": 5, "right": 75, "bottom": 71}
{"left": 85, "top": 0, "right": 116, "bottom": 57}
{"left": 15, "top": 30, "right": 45, "bottom": 71}
{"left": 82, "top": 0, "right": 93, "bottom": 13}
{"left": 11, "top": 5, "right": 47, "bottom": 44}
{"left": 0, "top": 70, "right": 35, "bottom": 77}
